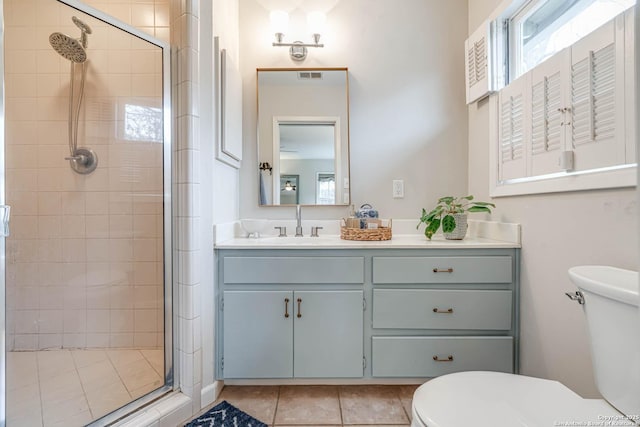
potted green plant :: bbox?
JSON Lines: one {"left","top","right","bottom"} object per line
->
{"left": 417, "top": 195, "right": 495, "bottom": 240}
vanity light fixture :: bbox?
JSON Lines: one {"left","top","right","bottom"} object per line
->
{"left": 270, "top": 10, "right": 325, "bottom": 61}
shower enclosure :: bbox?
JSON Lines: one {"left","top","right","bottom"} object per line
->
{"left": 2, "top": 0, "right": 173, "bottom": 425}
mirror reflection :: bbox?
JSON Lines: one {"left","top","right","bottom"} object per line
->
{"left": 257, "top": 68, "right": 350, "bottom": 206}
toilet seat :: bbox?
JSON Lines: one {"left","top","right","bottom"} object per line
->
{"left": 412, "top": 371, "right": 627, "bottom": 427}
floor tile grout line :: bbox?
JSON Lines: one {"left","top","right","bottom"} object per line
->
{"left": 70, "top": 349, "right": 96, "bottom": 420}
{"left": 35, "top": 352, "right": 45, "bottom": 427}
{"left": 337, "top": 384, "right": 344, "bottom": 427}
{"left": 105, "top": 349, "right": 135, "bottom": 399}
{"left": 271, "top": 385, "right": 281, "bottom": 426}
{"left": 398, "top": 387, "right": 411, "bottom": 423}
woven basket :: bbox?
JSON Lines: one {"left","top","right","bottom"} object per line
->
{"left": 340, "top": 219, "right": 392, "bottom": 241}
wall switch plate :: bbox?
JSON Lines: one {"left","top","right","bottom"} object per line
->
{"left": 392, "top": 180, "right": 404, "bottom": 198}
{"left": 343, "top": 177, "right": 349, "bottom": 189}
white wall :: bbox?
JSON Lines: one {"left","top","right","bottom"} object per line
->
{"left": 239, "top": 0, "right": 469, "bottom": 220}
{"left": 468, "top": 0, "right": 638, "bottom": 397}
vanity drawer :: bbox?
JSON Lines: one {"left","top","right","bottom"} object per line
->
{"left": 371, "top": 336, "right": 513, "bottom": 377}
{"left": 372, "top": 256, "right": 512, "bottom": 284}
{"left": 223, "top": 256, "right": 365, "bottom": 284}
{"left": 372, "top": 289, "right": 512, "bottom": 330}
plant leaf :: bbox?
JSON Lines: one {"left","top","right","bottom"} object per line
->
{"left": 471, "top": 201, "right": 495, "bottom": 207}
{"left": 425, "top": 218, "right": 440, "bottom": 240}
{"left": 462, "top": 195, "right": 474, "bottom": 200}
{"left": 438, "top": 196, "right": 454, "bottom": 205}
{"left": 467, "top": 206, "right": 492, "bottom": 213}
{"left": 442, "top": 215, "right": 456, "bottom": 233}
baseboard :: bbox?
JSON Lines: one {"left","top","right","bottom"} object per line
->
{"left": 201, "top": 380, "right": 225, "bottom": 409}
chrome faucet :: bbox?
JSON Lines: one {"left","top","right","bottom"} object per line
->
{"left": 295, "top": 204, "right": 303, "bottom": 237}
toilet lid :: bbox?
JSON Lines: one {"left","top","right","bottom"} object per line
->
{"left": 412, "top": 371, "right": 626, "bottom": 427}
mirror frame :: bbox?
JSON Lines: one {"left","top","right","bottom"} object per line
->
{"left": 256, "top": 67, "right": 351, "bottom": 207}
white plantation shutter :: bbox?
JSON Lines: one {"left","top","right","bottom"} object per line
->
{"left": 569, "top": 19, "right": 624, "bottom": 171}
{"left": 571, "top": 44, "right": 616, "bottom": 146}
{"left": 491, "top": 10, "right": 634, "bottom": 196}
{"left": 531, "top": 74, "right": 562, "bottom": 154}
{"left": 498, "top": 76, "right": 527, "bottom": 181}
{"left": 468, "top": 37, "right": 486, "bottom": 86}
{"left": 466, "top": 20, "right": 492, "bottom": 104}
{"left": 529, "top": 52, "right": 566, "bottom": 176}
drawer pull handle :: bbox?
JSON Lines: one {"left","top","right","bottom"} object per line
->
{"left": 433, "top": 355, "right": 454, "bottom": 362}
{"left": 284, "top": 298, "right": 290, "bottom": 318}
{"left": 297, "top": 298, "right": 302, "bottom": 318}
{"left": 433, "top": 308, "right": 453, "bottom": 314}
{"left": 433, "top": 268, "right": 454, "bottom": 273}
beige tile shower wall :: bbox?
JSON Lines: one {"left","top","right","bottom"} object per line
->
{"left": 5, "top": 0, "right": 167, "bottom": 351}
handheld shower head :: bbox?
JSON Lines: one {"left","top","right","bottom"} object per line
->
{"left": 72, "top": 16, "right": 92, "bottom": 34}
{"left": 49, "top": 32, "right": 87, "bottom": 63}
{"left": 72, "top": 16, "right": 92, "bottom": 49}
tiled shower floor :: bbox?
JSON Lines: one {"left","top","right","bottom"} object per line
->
{"left": 194, "top": 384, "right": 421, "bottom": 426}
{"left": 7, "top": 348, "right": 164, "bottom": 427}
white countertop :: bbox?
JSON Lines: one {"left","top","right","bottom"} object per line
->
{"left": 214, "top": 234, "right": 520, "bottom": 249}
{"left": 214, "top": 219, "right": 521, "bottom": 250}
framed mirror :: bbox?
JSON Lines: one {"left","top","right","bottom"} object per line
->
{"left": 257, "top": 68, "right": 350, "bottom": 206}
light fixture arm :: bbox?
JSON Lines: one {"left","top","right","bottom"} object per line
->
{"left": 272, "top": 40, "right": 324, "bottom": 48}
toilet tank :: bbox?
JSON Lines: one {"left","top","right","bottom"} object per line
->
{"left": 569, "top": 266, "right": 640, "bottom": 419}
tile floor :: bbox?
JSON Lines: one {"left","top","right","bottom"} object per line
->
{"left": 202, "top": 384, "right": 421, "bottom": 426}
{"left": 6, "top": 348, "right": 164, "bottom": 427}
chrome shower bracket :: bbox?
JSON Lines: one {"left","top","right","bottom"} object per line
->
{"left": 66, "top": 147, "right": 98, "bottom": 174}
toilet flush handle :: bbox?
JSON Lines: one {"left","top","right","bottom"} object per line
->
{"left": 565, "top": 291, "right": 585, "bottom": 305}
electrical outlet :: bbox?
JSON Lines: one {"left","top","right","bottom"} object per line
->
{"left": 343, "top": 177, "right": 350, "bottom": 189}
{"left": 392, "top": 180, "right": 404, "bottom": 198}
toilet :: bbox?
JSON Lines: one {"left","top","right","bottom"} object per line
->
{"left": 411, "top": 265, "right": 640, "bottom": 427}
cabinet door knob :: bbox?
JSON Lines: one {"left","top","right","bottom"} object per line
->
{"left": 433, "top": 268, "right": 453, "bottom": 273}
{"left": 297, "top": 298, "right": 302, "bottom": 318}
{"left": 433, "top": 355, "right": 454, "bottom": 362}
{"left": 284, "top": 298, "right": 290, "bottom": 318}
{"left": 433, "top": 308, "right": 453, "bottom": 314}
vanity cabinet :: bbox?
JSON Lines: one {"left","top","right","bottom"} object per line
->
{"left": 216, "top": 246, "right": 520, "bottom": 381}
{"left": 219, "top": 255, "right": 365, "bottom": 379}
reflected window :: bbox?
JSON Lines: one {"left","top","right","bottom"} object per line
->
{"left": 316, "top": 173, "right": 335, "bottom": 205}
{"left": 124, "top": 104, "right": 163, "bottom": 142}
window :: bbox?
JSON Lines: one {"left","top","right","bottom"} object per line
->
{"left": 510, "top": 0, "right": 635, "bottom": 81}
{"left": 487, "top": 1, "right": 637, "bottom": 196}
{"left": 316, "top": 173, "right": 335, "bottom": 205}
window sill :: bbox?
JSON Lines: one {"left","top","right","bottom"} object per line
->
{"left": 490, "top": 163, "right": 637, "bottom": 197}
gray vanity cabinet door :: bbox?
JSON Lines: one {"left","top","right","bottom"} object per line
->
{"left": 223, "top": 291, "right": 293, "bottom": 378}
{"left": 293, "top": 290, "right": 364, "bottom": 378}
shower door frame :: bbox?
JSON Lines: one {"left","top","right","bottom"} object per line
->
{"left": 0, "top": 0, "right": 176, "bottom": 425}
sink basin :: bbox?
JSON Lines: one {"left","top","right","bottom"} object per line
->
{"left": 257, "top": 235, "right": 340, "bottom": 244}
{"left": 568, "top": 265, "right": 638, "bottom": 306}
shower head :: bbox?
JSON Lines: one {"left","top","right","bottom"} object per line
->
{"left": 49, "top": 32, "right": 87, "bottom": 63}
{"left": 72, "top": 16, "right": 92, "bottom": 35}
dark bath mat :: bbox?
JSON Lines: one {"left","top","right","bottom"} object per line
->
{"left": 184, "top": 400, "right": 268, "bottom": 427}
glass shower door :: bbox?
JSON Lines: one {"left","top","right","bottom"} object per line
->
{"left": 3, "top": 0, "right": 172, "bottom": 425}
